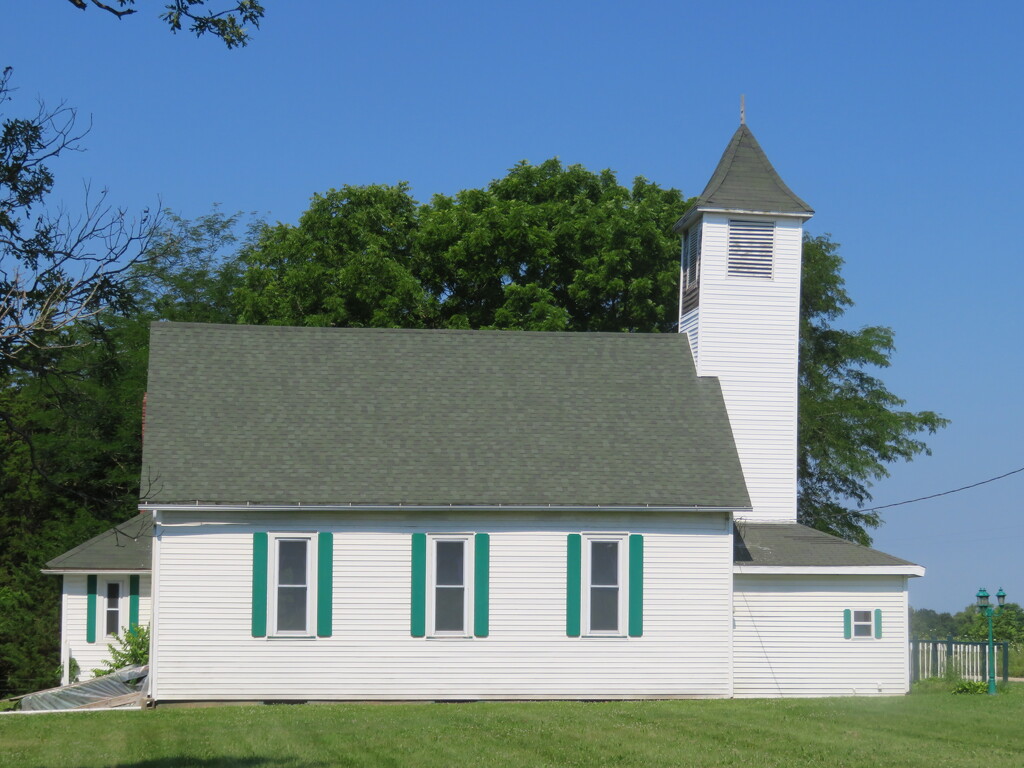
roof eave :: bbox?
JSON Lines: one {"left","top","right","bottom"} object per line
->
{"left": 734, "top": 564, "right": 925, "bottom": 577}
{"left": 41, "top": 568, "right": 151, "bottom": 575}
{"left": 142, "top": 502, "right": 752, "bottom": 514}
{"left": 673, "top": 205, "right": 815, "bottom": 233}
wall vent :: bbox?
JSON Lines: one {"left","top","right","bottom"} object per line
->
{"left": 728, "top": 220, "right": 774, "bottom": 279}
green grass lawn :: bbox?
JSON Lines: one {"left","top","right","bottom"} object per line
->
{"left": 2, "top": 685, "right": 1023, "bottom": 768}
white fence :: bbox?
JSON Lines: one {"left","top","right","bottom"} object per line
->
{"left": 910, "top": 638, "right": 1008, "bottom": 682}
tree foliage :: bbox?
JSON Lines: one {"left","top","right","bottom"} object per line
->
{"left": 911, "top": 603, "right": 1024, "bottom": 644}
{"left": 797, "top": 234, "right": 949, "bottom": 545}
{"left": 237, "top": 159, "right": 688, "bottom": 333}
{"left": 63, "top": 0, "right": 265, "bottom": 48}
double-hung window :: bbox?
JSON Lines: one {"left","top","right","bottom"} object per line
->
{"left": 105, "top": 581, "right": 122, "bottom": 637}
{"left": 567, "top": 533, "right": 643, "bottom": 638}
{"left": 427, "top": 534, "right": 474, "bottom": 636}
{"left": 252, "top": 531, "right": 332, "bottom": 639}
{"left": 582, "top": 534, "right": 628, "bottom": 636}
{"left": 410, "top": 532, "right": 489, "bottom": 639}
{"left": 269, "top": 534, "right": 316, "bottom": 636}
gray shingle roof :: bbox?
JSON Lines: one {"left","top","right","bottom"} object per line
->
{"left": 141, "top": 323, "right": 750, "bottom": 509}
{"left": 45, "top": 514, "right": 152, "bottom": 571}
{"left": 734, "top": 522, "right": 919, "bottom": 567}
{"left": 692, "top": 124, "right": 813, "bottom": 216}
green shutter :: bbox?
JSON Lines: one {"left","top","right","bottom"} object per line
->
{"left": 566, "top": 534, "right": 581, "bottom": 637}
{"left": 252, "top": 532, "right": 268, "bottom": 638}
{"left": 86, "top": 575, "right": 97, "bottom": 644}
{"left": 874, "top": 608, "right": 883, "bottom": 639}
{"left": 411, "top": 533, "right": 426, "bottom": 637}
{"left": 474, "top": 533, "right": 490, "bottom": 638}
{"left": 843, "top": 609, "right": 852, "bottom": 639}
{"left": 628, "top": 534, "right": 643, "bottom": 637}
{"left": 129, "top": 575, "right": 140, "bottom": 629}
{"left": 317, "top": 532, "right": 333, "bottom": 638}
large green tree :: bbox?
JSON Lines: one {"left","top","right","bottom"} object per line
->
{"left": 237, "top": 162, "right": 946, "bottom": 546}
{"left": 797, "top": 235, "right": 949, "bottom": 545}
{"left": 237, "top": 160, "right": 687, "bottom": 333}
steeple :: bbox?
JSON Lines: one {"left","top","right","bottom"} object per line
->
{"left": 675, "top": 121, "right": 813, "bottom": 524}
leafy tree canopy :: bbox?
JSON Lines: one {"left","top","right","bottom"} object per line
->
{"left": 797, "top": 235, "right": 949, "bottom": 545}
{"left": 64, "top": 1, "right": 265, "bottom": 48}
{"left": 237, "top": 159, "right": 687, "bottom": 334}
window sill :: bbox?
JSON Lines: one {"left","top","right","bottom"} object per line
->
{"left": 265, "top": 634, "right": 317, "bottom": 641}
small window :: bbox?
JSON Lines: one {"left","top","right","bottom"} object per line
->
{"left": 728, "top": 219, "right": 774, "bottom": 278}
{"left": 428, "top": 535, "right": 473, "bottom": 636}
{"left": 105, "top": 582, "right": 122, "bottom": 636}
{"left": 583, "top": 534, "right": 628, "bottom": 635}
{"left": 853, "top": 610, "right": 873, "bottom": 637}
{"left": 270, "top": 535, "right": 316, "bottom": 635}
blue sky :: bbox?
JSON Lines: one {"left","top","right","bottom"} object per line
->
{"left": 5, "top": 1, "right": 1022, "bottom": 613}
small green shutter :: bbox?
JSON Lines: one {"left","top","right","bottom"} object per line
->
{"left": 474, "top": 533, "right": 490, "bottom": 638}
{"left": 86, "top": 575, "right": 97, "bottom": 644}
{"left": 129, "top": 575, "right": 140, "bottom": 629}
{"left": 411, "top": 533, "right": 426, "bottom": 637}
{"left": 628, "top": 534, "right": 643, "bottom": 637}
{"left": 252, "top": 532, "right": 268, "bottom": 638}
{"left": 317, "top": 532, "right": 333, "bottom": 638}
{"left": 566, "top": 534, "right": 581, "bottom": 637}
{"left": 874, "top": 608, "right": 883, "bottom": 639}
{"left": 843, "top": 609, "right": 852, "bottom": 639}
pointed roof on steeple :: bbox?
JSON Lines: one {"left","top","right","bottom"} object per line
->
{"left": 690, "top": 123, "right": 813, "bottom": 217}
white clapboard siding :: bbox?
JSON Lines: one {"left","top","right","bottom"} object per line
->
{"left": 733, "top": 574, "right": 910, "bottom": 697}
{"left": 151, "top": 510, "right": 733, "bottom": 701}
{"left": 693, "top": 214, "right": 802, "bottom": 522}
{"left": 61, "top": 574, "right": 152, "bottom": 682}
{"left": 679, "top": 308, "right": 699, "bottom": 364}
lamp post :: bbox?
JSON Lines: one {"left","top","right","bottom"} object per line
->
{"left": 976, "top": 587, "right": 1006, "bottom": 695}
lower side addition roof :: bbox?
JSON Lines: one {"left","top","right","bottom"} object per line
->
{"left": 733, "top": 522, "right": 924, "bottom": 576}
{"left": 43, "top": 514, "right": 153, "bottom": 573}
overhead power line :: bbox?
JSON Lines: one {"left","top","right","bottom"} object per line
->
{"left": 858, "top": 465, "right": 1024, "bottom": 513}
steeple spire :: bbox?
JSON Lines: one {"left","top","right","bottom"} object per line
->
{"left": 688, "top": 124, "right": 813, "bottom": 218}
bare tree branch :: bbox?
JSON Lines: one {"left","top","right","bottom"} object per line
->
{"left": 61, "top": 1, "right": 264, "bottom": 48}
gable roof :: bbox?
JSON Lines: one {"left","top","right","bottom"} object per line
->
{"left": 44, "top": 514, "right": 152, "bottom": 572}
{"left": 734, "top": 522, "right": 918, "bottom": 568}
{"left": 141, "top": 322, "right": 750, "bottom": 510}
{"left": 681, "top": 124, "right": 813, "bottom": 222}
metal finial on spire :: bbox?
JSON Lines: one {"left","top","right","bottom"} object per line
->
{"left": 740, "top": 94, "right": 746, "bottom": 125}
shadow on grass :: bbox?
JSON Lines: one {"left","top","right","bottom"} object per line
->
{"left": 33, "top": 759, "right": 331, "bottom": 768}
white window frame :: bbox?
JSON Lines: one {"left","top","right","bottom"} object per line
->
{"left": 581, "top": 533, "right": 629, "bottom": 637}
{"left": 426, "top": 533, "right": 474, "bottom": 638}
{"left": 103, "top": 579, "right": 124, "bottom": 637}
{"left": 851, "top": 609, "right": 876, "bottom": 639}
{"left": 268, "top": 533, "right": 317, "bottom": 637}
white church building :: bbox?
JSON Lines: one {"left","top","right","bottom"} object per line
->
{"left": 44, "top": 122, "right": 924, "bottom": 701}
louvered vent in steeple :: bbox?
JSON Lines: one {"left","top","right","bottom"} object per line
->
{"left": 727, "top": 220, "right": 774, "bottom": 278}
